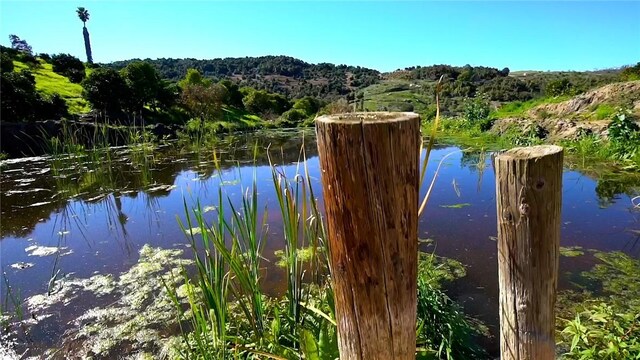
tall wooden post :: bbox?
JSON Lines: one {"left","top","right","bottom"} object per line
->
{"left": 316, "top": 112, "right": 420, "bottom": 360}
{"left": 494, "top": 145, "right": 564, "bottom": 360}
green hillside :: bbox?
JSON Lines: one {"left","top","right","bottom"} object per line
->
{"left": 12, "top": 60, "right": 90, "bottom": 114}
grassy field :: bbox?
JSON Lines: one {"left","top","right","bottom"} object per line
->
{"left": 13, "top": 60, "right": 90, "bottom": 114}
{"left": 362, "top": 79, "right": 437, "bottom": 114}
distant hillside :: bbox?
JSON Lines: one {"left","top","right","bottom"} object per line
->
{"left": 490, "top": 80, "right": 640, "bottom": 141}
{"left": 107, "top": 56, "right": 381, "bottom": 101}
{"left": 362, "top": 65, "right": 622, "bottom": 116}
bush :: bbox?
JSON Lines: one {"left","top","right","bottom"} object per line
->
{"left": 1, "top": 70, "right": 68, "bottom": 122}
{"left": 463, "top": 95, "right": 490, "bottom": 123}
{"left": 17, "top": 52, "right": 39, "bottom": 68}
{"left": 607, "top": 110, "right": 639, "bottom": 143}
{"left": 620, "top": 62, "right": 640, "bottom": 81}
{"left": 1, "top": 52, "right": 14, "bottom": 73}
{"left": 38, "top": 53, "right": 51, "bottom": 62}
{"left": 51, "top": 53, "right": 86, "bottom": 83}
{"left": 416, "top": 253, "right": 487, "bottom": 360}
{"left": 292, "top": 96, "right": 322, "bottom": 116}
{"left": 545, "top": 78, "right": 574, "bottom": 97}
{"left": 277, "top": 108, "right": 307, "bottom": 127}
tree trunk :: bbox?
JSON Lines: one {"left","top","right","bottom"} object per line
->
{"left": 315, "top": 112, "right": 420, "bottom": 360}
{"left": 494, "top": 145, "right": 563, "bottom": 360}
{"left": 83, "top": 26, "right": 93, "bottom": 64}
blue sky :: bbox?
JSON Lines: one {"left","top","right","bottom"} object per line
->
{"left": 1, "top": 1, "right": 639, "bottom": 72}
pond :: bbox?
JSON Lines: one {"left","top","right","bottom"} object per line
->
{"left": 1, "top": 129, "right": 639, "bottom": 358}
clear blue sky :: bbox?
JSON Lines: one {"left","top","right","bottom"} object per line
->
{"left": 1, "top": 1, "right": 639, "bottom": 72}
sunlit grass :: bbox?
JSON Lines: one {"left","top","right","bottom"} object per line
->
{"left": 12, "top": 60, "right": 90, "bottom": 114}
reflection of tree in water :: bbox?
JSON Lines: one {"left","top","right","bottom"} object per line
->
{"left": 595, "top": 174, "right": 640, "bottom": 208}
{"left": 459, "top": 150, "right": 488, "bottom": 192}
{"left": 1, "top": 130, "right": 315, "bottom": 238}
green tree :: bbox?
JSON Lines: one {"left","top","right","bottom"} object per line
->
{"left": 1, "top": 70, "right": 68, "bottom": 122}
{"left": 546, "top": 78, "right": 573, "bottom": 96}
{"left": 181, "top": 83, "right": 228, "bottom": 123}
{"left": 120, "top": 61, "right": 163, "bottom": 112}
{"left": 178, "top": 68, "right": 211, "bottom": 88}
{"left": 292, "top": 96, "right": 322, "bottom": 116}
{"left": 1, "top": 52, "right": 14, "bottom": 73}
{"left": 242, "top": 89, "right": 274, "bottom": 115}
{"left": 219, "top": 79, "right": 244, "bottom": 109}
{"left": 81, "top": 68, "right": 130, "bottom": 119}
{"left": 76, "top": 7, "right": 93, "bottom": 64}
{"left": 463, "top": 95, "right": 490, "bottom": 123}
{"left": 51, "top": 53, "right": 86, "bottom": 83}
{"left": 620, "top": 62, "right": 640, "bottom": 81}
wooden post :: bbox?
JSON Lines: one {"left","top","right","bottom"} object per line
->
{"left": 316, "top": 112, "right": 420, "bottom": 360}
{"left": 495, "top": 145, "right": 564, "bottom": 360}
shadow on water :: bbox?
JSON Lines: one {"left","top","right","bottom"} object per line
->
{"left": 1, "top": 129, "right": 639, "bottom": 357}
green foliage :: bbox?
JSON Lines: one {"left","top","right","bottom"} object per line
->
{"left": 620, "top": 62, "right": 640, "bottom": 81}
{"left": 463, "top": 95, "right": 490, "bottom": 123}
{"left": 81, "top": 68, "right": 131, "bottom": 118}
{"left": 12, "top": 60, "right": 89, "bottom": 114}
{"left": 180, "top": 83, "right": 228, "bottom": 122}
{"left": 546, "top": 78, "right": 575, "bottom": 96}
{"left": 178, "top": 68, "right": 212, "bottom": 88}
{"left": 278, "top": 108, "right": 308, "bottom": 128}
{"left": 109, "top": 55, "right": 380, "bottom": 100}
{"left": 558, "top": 251, "right": 640, "bottom": 359}
{"left": 51, "top": 53, "right": 86, "bottom": 83}
{"left": 1, "top": 69, "right": 69, "bottom": 122}
{"left": 120, "top": 61, "right": 167, "bottom": 111}
{"left": 416, "top": 253, "right": 487, "bottom": 360}
{"left": 607, "top": 109, "right": 639, "bottom": 143}
{"left": 242, "top": 88, "right": 289, "bottom": 116}
{"left": 561, "top": 304, "right": 640, "bottom": 359}
{"left": 1, "top": 52, "right": 14, "bottom": 73}
{"left": 218, "top": 79, "right": 244, "bottom": 109}
{"left": 292, "top": 96, "right": 322, "bottom": 116}
{"left": 593, "top": 104, "right": 616, "bottom": 120}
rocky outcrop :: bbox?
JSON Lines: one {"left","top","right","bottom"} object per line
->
{"left": 491, "top": 81, "right": 640, "bottom": 141}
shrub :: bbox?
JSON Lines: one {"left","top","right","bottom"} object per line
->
{"left": 1, "top": 52, "right": 14, "bottom": 73}
{"left": 51, "top": 53, "right": 86, "bottom": 83}
{"left": 607, "top": 109, "right": 639, "bottom": 143}
{"left": 292, "top": 96, "right": 322, "bottom": 116}
{"left": 38, "top": 53, "right": 51, "bottom": 62}
{"left": 277, "top": 108, "right": 307, "bottom": 127}
{"left": 620, "top": 62, "right": 640, "bottom": 81}
{"left": 463, "top": 95, "right": 490, "bottom": 123}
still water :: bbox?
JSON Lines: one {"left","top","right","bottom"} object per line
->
{"left": 1, "top": 129, "right": 639, "bottom": 357}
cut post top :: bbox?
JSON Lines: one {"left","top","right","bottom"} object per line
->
{"left": 316, "top": 111, "right": 419, "bottom": 125}
{"left": 496, "top": 145, "right": 563, "bottom": 161}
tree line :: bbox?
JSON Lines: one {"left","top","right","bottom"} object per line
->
{"left": 108, "top": 56, "right": 381, "bottom": 100}
{"left": 1, "top": 39, "right": 328, "bottom": 127}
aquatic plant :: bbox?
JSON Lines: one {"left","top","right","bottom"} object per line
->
{"left": 557, "top": 251, "right": 640, "bottom": 359}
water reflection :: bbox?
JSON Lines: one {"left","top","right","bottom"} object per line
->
{"left": 1, "top": 129, "right": 639, "bottom": 356}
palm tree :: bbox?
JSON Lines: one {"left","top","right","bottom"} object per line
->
{"left": 76, "top": 7, "right": 93, "bottom": 64}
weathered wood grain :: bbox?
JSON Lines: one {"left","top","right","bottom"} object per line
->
{"left": 495, "top": 145, "right": 563, "bottom": 360}
{"left": 316, "top": 112, "right": 420, "bottom": 360}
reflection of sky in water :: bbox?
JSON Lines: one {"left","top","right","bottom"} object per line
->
{"left": 1, "top": 132, "right": 639, "bottom": 353}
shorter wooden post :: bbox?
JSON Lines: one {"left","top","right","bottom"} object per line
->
{"left": 495, "top": 145, "right": 564, "bottom": 360}
{"left": 315, "top": 112, "right": 420, "bottom": 360}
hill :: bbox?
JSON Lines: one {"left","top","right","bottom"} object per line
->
{"left": 491, "top": 80, "right": 640, "bottom": 140}
{"left": 12, "top": 60, "right": 90, "bottom": 114}
{"left": 361, "top": 65, "right": 623, "bottom": 117}
{"left": 107, "top": 55, "right": 381, "bottom": 101}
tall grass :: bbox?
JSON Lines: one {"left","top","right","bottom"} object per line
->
{"left": 165, "top": 80, "right": 487, "bottom": 359}
{"left": 167, "top": 143, "right": 337, "bottom": 359}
